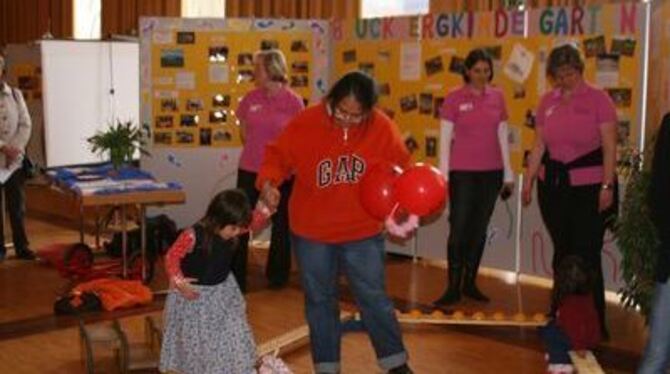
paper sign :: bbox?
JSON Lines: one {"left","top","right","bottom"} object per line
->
{"left": 400, "top": 42, "right": 421, "bottom": 82}
{"left": 152, "top": 30, "right": 173, "bottom": 44}
{"left": 175, "top": 72, "right": 196, "bottom": 90}
{"left": 209, "top": 64, "right": 229, "bottom": 84}
{"left": 504, "top": 43, "right": 534, "bottom": 84}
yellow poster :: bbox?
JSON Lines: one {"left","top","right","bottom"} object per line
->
{"left": 335, "top": 36, "right": 534, "bottom": 172}
{"left": 333, "top": 4, "right": 645, "bottom": 172}
{"left": 150, "top": 29, "right": 313, "bottom": 148}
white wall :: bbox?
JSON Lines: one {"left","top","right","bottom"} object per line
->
{"left": 41, "top": 40, "right": 139, "bottom": 167}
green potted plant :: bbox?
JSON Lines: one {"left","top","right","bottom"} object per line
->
{"left": 87, "top": 120, "right": 149, "bottom": 171}
{"left": 615, "top": 143, "right": 659, "bottom": 322}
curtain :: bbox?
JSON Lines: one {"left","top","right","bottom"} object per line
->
{"left": 0, "top": 0, "right": 73, "bottom": 46}
{"left": 101, "top": 0, "right": 180, "bottom": 37}
{"left": 226, "top": 0, "right": 360, "bottom": 19}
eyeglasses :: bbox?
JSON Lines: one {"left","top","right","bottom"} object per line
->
{"left": 333, "top": 105, "right": 366, "bottom": 124}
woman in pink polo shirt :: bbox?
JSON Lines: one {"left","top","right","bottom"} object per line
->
{"left": 522, "top": 44, "right": 617, "bottom": 339}
{"left": 433, "top": 49, "right": 513, "bottom": 307}
{"left": 234, "top": 49, "right": 304, "bottom": 292}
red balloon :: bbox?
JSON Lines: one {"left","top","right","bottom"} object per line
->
{"left": 359, "top": 163, "right": 402, "bottom": 220}
{"left": 394, "top": 163, "right": 447, "bottom": 216}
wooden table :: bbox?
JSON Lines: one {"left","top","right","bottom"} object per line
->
{"left": 51, "top": 182, "right": 185, "bottom": 279}
{"left": 78, "top": 188, "right": 185, "bottom": 279}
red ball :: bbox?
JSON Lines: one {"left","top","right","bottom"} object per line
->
{"left": 359, "top": 162, "right": 402, "bottom": 221}
{"left": 394, "top": 163, "right": 447, "bottom": 216}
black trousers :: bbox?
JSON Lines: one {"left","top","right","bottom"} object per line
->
{"left": 0, "top": 169, "right": 29, "bottom": 254}
{"left": 234, "top": 169, "right": 293, "bottom": 292}
{"left": 447, "top": 171, "right": 502, "bottom": 273}
{"left": 538, "top": 181, "right": 607, "bottom": 330}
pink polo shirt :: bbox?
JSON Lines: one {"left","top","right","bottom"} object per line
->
{"left": 536, "top": 81, "right": 617, "bottom": 186}
{"left": 440, "top": 85, "right": 508, "bottom": 171}
{"left": 237, "top": 86, "right": 304, "bottom": 172}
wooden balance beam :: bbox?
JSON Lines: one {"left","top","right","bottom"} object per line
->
{"left": 394, "top": 309, "right": 549, "bottom": 327}
{"left": 569, "top": 351, "right": 605, "bottom": 374}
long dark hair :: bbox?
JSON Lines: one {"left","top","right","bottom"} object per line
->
{"left": 551, "top": 255, "right": 593, "bottom": 308}
{"left": 325, "top": 70, "right": 378, "bottom": 116}
{"left": 198, "top": 189, "right": 251, "bottom": 252}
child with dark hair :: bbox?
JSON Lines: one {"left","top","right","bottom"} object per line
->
{"left": 159, "top": 189, "right": 257, "bottom": 374}
{"left": 540, "top": 255, "right": 601, "bottom": 374}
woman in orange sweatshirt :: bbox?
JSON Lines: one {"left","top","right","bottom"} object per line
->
{"left": 257, "top": 71, "right": 413, "bottom": 374}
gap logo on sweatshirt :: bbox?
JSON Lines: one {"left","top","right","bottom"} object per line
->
{"left": 317, "top": 154, "right": 366, "bottom": 188}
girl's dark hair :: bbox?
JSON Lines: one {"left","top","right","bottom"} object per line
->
{"left": 325, "top": 70, "right": 378, "bottom": 114}
{"left": 462, "top": 48, "right": 494, "bottom": 83}
{"left": 198, "top": 189, "right": 251, "bottom": 251}
{"left": 546, "top": 44, "right": 584, "bottom": 78}
{"left": 551, "top": 255, "right": 592, "bottom": 308}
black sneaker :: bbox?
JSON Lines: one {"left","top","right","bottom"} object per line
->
{"left": 15, "top": 249, "right": 36, "bottom": 260}
{"left": 388, "top": 363, "right": 413, "bottom": 374}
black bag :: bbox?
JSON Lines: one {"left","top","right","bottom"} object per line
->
{"left": 53, "top": 292, "right": 102, "bottom": 315}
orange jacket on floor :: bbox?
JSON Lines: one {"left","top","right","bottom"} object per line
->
{"left": 72, "top": 278, "right": 153, "bottom": 311}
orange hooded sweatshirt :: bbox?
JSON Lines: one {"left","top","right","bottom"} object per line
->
{"left": 256, "top": 103, "right": 410, "bottom": 243}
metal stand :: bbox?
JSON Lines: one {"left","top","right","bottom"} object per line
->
{"left": 114, "top": 204, "right": 146, "bottom": 280}
{"left": 140, "top": 205, "right": 146, "bottom": 281}
{"left": 120, "top": 205, "right": 128, "bottom": 278}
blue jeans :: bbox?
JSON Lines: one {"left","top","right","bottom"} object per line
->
{"left": 638, "top": 281, "right": 670, "bottom": 374}
{"left": 538, "top": 321, "right": 572, "bottom": 364}
{"left": 293, "top": 234, "right": 407, "bottom": 373}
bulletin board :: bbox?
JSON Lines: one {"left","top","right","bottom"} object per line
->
{"left": 331, "top": 3, "right": 649, "bottom": 290}
{"left": 332, "top": 13, "right": 533, "bottom": 173}
{"left": 140, "top": 18, "right": 330, "bottom": 228}
{"left": 144, "top": 19, "right": 326, "bottom": 150}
